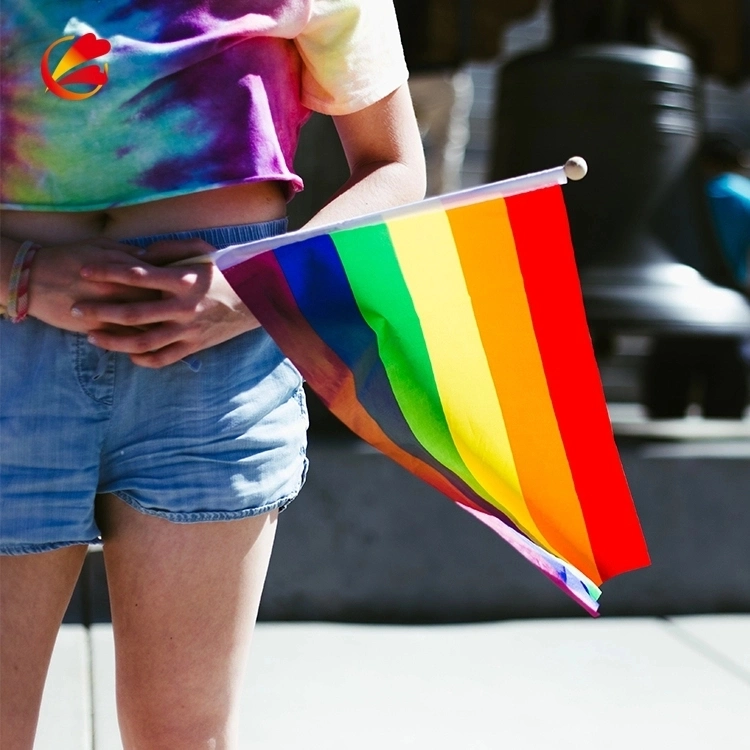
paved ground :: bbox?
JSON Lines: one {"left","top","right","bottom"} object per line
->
{"left": 37, "top": 615, "right": 749, "bottom": 749}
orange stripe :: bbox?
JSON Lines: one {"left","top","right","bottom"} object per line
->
{"left": 447, "top": 197, "right": 601, "bottom": 583}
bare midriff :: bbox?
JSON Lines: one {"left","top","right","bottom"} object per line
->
{"left": 0, "top": 181, "right": 288, "bottom": 246}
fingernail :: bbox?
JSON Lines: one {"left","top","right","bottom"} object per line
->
{"left": 71, "top": 307, "right": 83, "bottom": 318}
{"left": 87, "top": 334, "right": 98, "bottom": 345}
{"left": 80, "top": 266, "right": 92, "bottom": 278}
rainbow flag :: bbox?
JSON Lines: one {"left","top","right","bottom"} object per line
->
{"left": 213, "top": 165, "right": 650, "bottom": 614}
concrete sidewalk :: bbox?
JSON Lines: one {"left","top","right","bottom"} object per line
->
{"left": 38, "top": 615, "right": 749, "bottom": 749}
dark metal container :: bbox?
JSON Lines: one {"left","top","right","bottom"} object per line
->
{"left": 490, "top": 44, "right": 750, "bottom": 338}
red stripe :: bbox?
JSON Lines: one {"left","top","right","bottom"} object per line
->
{"left": 224, "top": 255, "right": 494, "bottom": 513}
{"left": 505, "top": 186, "right": 650, "bottom": 580}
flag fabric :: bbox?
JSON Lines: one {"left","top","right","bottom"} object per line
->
{"left": 212, "top": 166, "right": 651, "bottom": 615}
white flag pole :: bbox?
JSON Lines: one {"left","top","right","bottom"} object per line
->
{"left": 191, "top": 157, "right": 587, "bottom": 270}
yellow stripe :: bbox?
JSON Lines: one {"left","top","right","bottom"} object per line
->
{"left": 386, "top": 210, "right": 557, "bottom": 553}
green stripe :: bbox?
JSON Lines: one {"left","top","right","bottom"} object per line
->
{"left": 332, "top": 222, "right": 490, "bottom": 501}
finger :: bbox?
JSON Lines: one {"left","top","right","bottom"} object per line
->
{"left": 88, "top": 237, "right": 143, "bottom": 251}
{"left": 119, "top": 245, "right": 150, "bottom": 259}
{"left": 137, "top": 238, "right": 215, "bottom": 265}
{"left": 130, "top": 342, "right": 194, "bottom": 369}
{"left": 87, "top": 323, "right": 185, "bottom": 355}
{"left": 80, "top": 261, "right": 205, "bottom": 294}
{"left": 72, "top": 297, "right": 186, "bottom": 327}
{"left": 99, "top": 323, "right": 151, "bottom": 336}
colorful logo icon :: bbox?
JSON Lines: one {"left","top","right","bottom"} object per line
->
{"left": 41, "top": 33, "right": 111, "bottom": 101}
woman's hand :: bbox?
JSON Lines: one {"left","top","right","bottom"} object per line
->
{"left": 27, "top": 238, "right": 159, "bottom": 333}
{"left": 70, "top": 239, "right": 261, "bottom": 368}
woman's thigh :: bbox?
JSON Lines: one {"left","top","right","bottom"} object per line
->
{"left": 98, "top": 493, "right": 277, "bottom": 748}
{"left": 0, "top": 545, "right": 88, "bottom": 750}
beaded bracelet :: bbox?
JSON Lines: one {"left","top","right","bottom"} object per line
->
{"left": 6, "top": 240, "right": 41, "bottom": 323}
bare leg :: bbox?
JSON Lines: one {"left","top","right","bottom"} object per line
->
{"left": 0, "top": 545, "right": 87, "bottom": 750}
{"left": 98, "top": 494, "right": 277, "bottom": 750}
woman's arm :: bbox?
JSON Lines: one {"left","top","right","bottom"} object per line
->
{"left": 305, "top": 84, "right": 426, "bottom": 227}
{"left": 72, "top": 83, "right": 426, "bottom": 368}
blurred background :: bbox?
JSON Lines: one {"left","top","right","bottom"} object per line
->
{"left": 292, "top": 0, "right": 750, "bottom": 424}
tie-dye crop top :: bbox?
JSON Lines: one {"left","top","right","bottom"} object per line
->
{"left": 0, "top": 1, "right": 409, "bottom": 211}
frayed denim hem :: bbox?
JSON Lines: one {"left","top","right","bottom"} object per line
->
{"left": 111, "top": 456, "right": 309, "bottom": 523}
{"left": 0, "top": 538, "right": 98, "bottom": 556}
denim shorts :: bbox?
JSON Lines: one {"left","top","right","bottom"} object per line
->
{"left": 0, "top": 219, "right": 309, "bottom": 555}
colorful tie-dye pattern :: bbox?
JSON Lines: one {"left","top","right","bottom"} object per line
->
{"left": 0, "top": 1, "right": 407, "bottom": 211}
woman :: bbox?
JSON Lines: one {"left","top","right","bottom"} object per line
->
{"left": 0, "top": 2, "right": 425, "bottom": 747}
